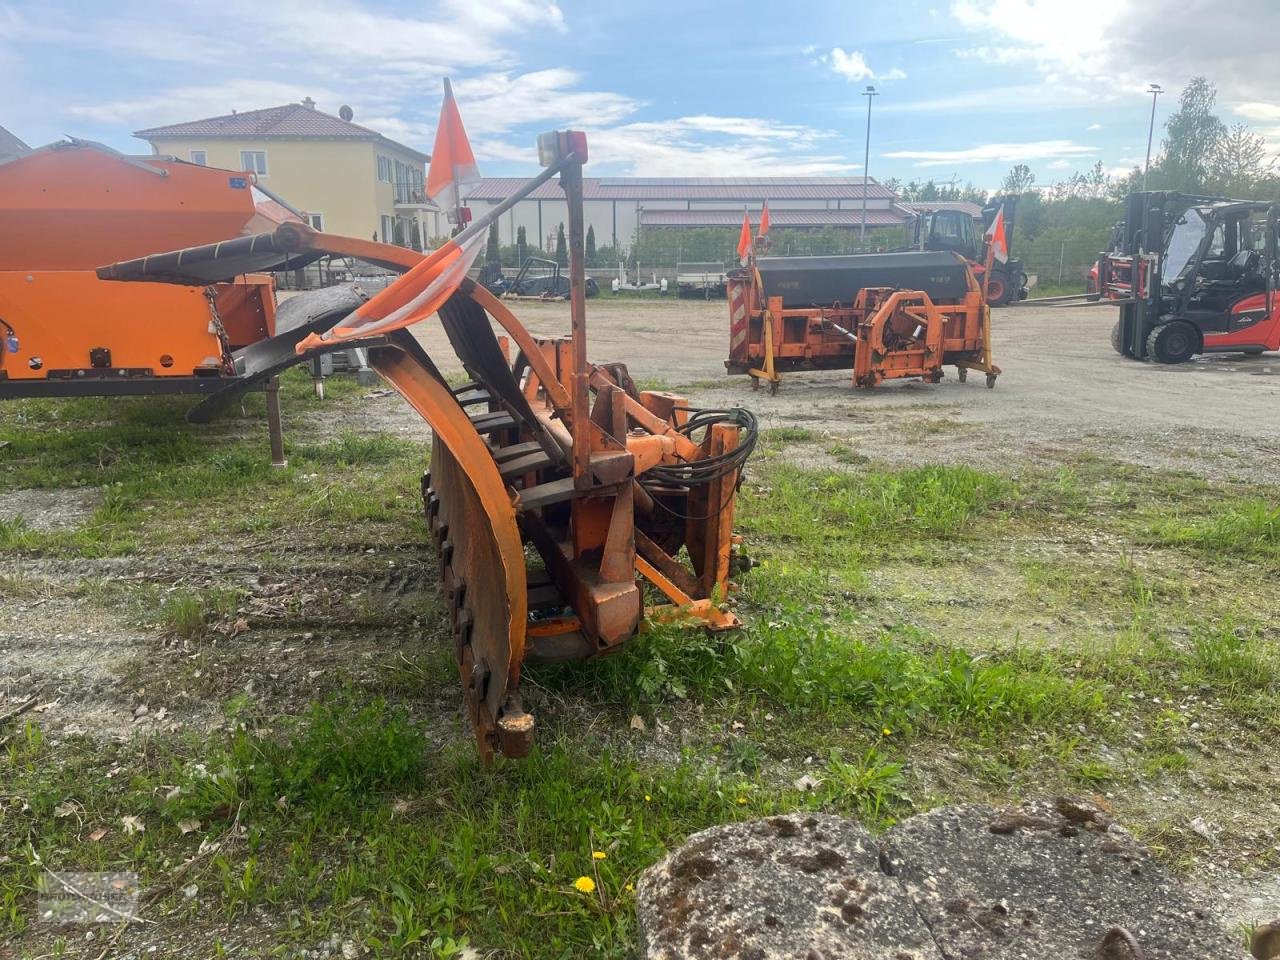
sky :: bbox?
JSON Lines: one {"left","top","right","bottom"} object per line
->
{"left": 3, "top": 0, "right": 1280, "bottom": 192}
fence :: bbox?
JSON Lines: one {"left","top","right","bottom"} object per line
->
{"left": 1017, "top": 236, "right": 1109, "bottom": 290}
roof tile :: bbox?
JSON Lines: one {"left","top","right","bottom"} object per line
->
{"left": 134, "top": 104, "right": 428, "bottom": 160}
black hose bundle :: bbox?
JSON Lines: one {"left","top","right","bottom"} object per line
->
{"left": 641, "top": 406, "right": 758, "bottom": 490}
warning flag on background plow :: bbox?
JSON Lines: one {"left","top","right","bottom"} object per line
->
{"left": 427, "top": 77, "right": 480, "bottom": 217}
{"left": 758, "top": 201, "right": 771, "bottom": 241}
{"left": 986, "top": 203, "right": 1009, "bottom": 264}
{"left": 736, "top": 212, "right": 753, "bottom": 264}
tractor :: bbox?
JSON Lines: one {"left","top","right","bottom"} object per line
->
{"left": 1106, "top": 192, "right": 1280, "bottom": 363}
{"left": 903, "top": 195, "right": 1028, "bottom": 306}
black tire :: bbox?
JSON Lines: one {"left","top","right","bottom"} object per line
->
{"left": 1242, "top": 347, "right": 1264, "bottom": 356}
{"left": 986, "top": 271, "right": 1010, "bottom": 306}
{"left": 1110, "top": 319, "right": 1123, "bottom": 355}
{"left": 1146, "top": 320, "right": 1198, "bottom": 364}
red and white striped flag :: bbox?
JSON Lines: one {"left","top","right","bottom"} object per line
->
{"left": 427, "top": 78, "right": 480, "bottom": 219}
{"left": 986, "top": 204, "right": 1009, "bottom": 264}
{"left": 736, "top": 211, "right": 753, "bottom": 265}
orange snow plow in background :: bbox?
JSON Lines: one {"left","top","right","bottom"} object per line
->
{"left": 97, "top": 128, "right": 758, "bottom": 764}
{"left": 726, "top": 250, "right": 1000, "bottom": 392}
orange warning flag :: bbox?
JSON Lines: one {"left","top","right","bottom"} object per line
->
{"left": 758, "top": 201, "right": 771, "bottom": 240}
{"left": 427, "top": 77, "right": 480, "bottom": 217}
{"left": 736, "top": 211, "right": 753, "bottom": 264}
{"left": 985, "top": 203, "right": 1009, "bottom": 264}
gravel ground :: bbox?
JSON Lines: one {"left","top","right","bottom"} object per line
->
{"left": 414, "top": 296, "right": 1280, "bottom": 481}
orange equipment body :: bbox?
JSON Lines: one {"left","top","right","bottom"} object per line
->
{"left": 0, "top": 140, "right": 289, "bottom": 393}
{"left": 0, "top": 272, "right": 275, "bottom": 384}
{"left": 725, "top": 252, "right": 1000, "bottom": 391}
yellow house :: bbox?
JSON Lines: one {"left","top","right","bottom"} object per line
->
{"left": 135, "top": 98, "right": 432, "bottom": 245}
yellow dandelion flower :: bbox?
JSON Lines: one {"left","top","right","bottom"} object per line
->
{"left": 592, "top": 850, "right": 607, "bottom": 861}
{"left": 625, "top": 882, "right": 635, "bottom": 893}
{"left": 882, "top": 727, "right": 893, "bottom": 736}
{"left": 573, "top": 875, "right": 596, "bottom": 894}
{"left": 736, "top": 797, "right": 747, "bottom": 805}
{"left": 644, "top": 794, "right": 651, "bottom": 803}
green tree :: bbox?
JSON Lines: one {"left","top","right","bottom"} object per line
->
{"left": 554, "top": 222, "right": 568, "bottom": 267}
{"left": 1159, "top": 76, "right": 1226, "bottom": 192}
{"left": 1000, "top": 164, "right": 1036, "bottom": 195}
{"left": 485, "top": 221, "right": 501, "bottom": 267}
{"left": 586, "top": 225, "right": 597, "bottom": 266}
{"left": 516, "top": 225, "right": 528, "bottom": 266}
{"left": 1207, "top": 123, "right": 1276, "bottom": 197}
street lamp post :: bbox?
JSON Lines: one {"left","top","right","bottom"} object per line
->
{"left": 1143, "top": 83, "right": 1163, "bottom": 191}
{"left": 861, "top": 84, "right": 879, "bottom": 246}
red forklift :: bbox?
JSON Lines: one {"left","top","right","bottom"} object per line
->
{"left": 1106, "top": 192, "right": 1280, "bottom": 363}
{"left": 904, "top": 195, "right": 1029, "bottom": 306}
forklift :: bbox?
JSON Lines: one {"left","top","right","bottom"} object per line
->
{"left": 904, "top": 195, "right": 1029, "bottom": 306}
{"left": 1106, "top": 192, "right": 1280, "bottom": 363}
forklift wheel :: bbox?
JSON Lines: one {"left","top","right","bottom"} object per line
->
{"left": 985, "top": 373, "right": 997, "bottom": 389}
{"left": 986, "top": 274, "right": 1008, "bottom": 306}
{"left": 1110, "top": 320, "right": 1124, "bottom": 355}
{"left": 1146, "top": 320, "right": 1198, "bottom": 364}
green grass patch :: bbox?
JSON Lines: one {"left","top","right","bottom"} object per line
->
{"left": 1150, "top": 499, "right": 1280, "bottom": 560}
{"left": 1, "top": 697, "right": 911, "bottom": 955}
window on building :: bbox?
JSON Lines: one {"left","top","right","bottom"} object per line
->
{"left": 308, "top": 212, "right": 324, "bottom": 231}
{"left": 377, "top": 155, "right": 393, "bottom": 182}
{"left": 380, "top": 214, "right": 393, "bottom": 243}
{"left": 240, "top": 150, "right": 267, "bottom": 176}
{"left": 189, "top": 150, "right": 207, "bottom": 166}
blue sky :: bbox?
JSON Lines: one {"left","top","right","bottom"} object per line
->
{"left": 3, "top": 0, "right": 1278, "bottom": 191}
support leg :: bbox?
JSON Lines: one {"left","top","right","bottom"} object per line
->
{"left": 265, "top": 376, "right": 287, "bottom": 468}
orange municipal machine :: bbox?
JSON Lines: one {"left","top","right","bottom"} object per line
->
{"left": 94, "top": 125, "right": 758, "bottom": 764}
{"left": 726, "top": 250, "right": 1000, "bottom": 392}
{"left": 0, "top": 139, "right": 293, "bottom": 398}
{"left": 0, "top": 139, "right": 426, "bottom": 457}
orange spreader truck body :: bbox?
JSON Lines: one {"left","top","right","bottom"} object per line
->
{"left": 0, "top": 140, "right": 277, "bottom": 396}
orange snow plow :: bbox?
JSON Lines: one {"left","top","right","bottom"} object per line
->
{"left": 99, "top": 129, "right": 757, "bottom": 763}
{"left": 726, "top": 250, "right": 1000, "bottom": 392}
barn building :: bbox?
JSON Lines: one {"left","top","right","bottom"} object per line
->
{"left": 413, "top": 177, "right": 913, "bottom": 250}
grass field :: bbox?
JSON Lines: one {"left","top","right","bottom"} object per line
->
{"left": 2, "top": 372, "right": 1278, "bottom": 957}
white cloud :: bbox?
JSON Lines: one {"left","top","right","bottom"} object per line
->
{"left": 451, "top": 69, "right": 640, "bottom": 136}
{"left": 71, "top": 81, "right": 347, "bottom": 127}
{"left": 1086, "top": 123, "right": 1103, "bottom": 131}
{"left": 948, "top": 0, "right": 1280, "bottom": 102}
{"left": 481, "top": 116, "right": 856, "bottom": 177}
{"left": 884, "top": 139, "right": 1097, "bottom": 167}
{"left": 825, "top": 48, "right": 906, "bottom": 82}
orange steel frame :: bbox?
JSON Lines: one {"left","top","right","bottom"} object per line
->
{"left": 726, "top": 257, "right": 1000, "bottom": 391}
